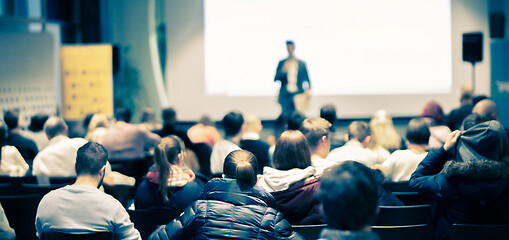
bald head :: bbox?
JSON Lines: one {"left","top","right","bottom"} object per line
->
{"left": 44, "top": 117, "right": 68, "bottom": 139}
{"left": 473, "top": 99, "right": 499, "bottom": 121}
{"left": 243, "top": 114, "right": 262, "bottom": 134}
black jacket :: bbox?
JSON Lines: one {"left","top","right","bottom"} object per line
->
{"left": 410, "top": 121, "right": 509, "bottom": 240}
{"left": 149, "top": 178, "right": 300, "bottom": 240}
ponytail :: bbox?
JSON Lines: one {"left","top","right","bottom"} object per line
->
{"left": 223, "top": 150, "right": 259, "bottom": 187}
{"left": 235, "top": 160, "right": 256, "bottom": 186}
{"left": 154, "top": 136, "right": 183, "bottom": 202}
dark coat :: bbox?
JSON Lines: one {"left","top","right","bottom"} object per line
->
{"left": 134, "top": 179, "right": 201, "bottom": 210}
{"left": 240, "top": 139, "right": 271, "bottom": 174}
{"left": 274, "top": 58, "right": 310, "bottom": 104}
{"left": 148, "top": 178, "right": 300, "bottom": 240}
{"left": 410, "top": 121, "right": 509, "bottom": 240}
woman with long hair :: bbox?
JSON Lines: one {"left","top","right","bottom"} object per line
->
{"left": 369, "top": 109, "right": 402, "bottom": 153}
{"left": 135, "top": 136, "right": 201, "bottom": 210}
{"left": 149, "top": 149, "right": 299, "bottom": 240}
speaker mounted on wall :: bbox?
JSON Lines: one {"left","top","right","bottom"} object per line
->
{"left": 490, "top": 12, "right": 505, "bottom": 38}
{"left": 463, "top": 32, "right": 483, "bottom": 63}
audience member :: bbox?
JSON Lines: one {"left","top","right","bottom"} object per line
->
{"left": 287, "top": 111, "right": 306, "bottom": 130}
{"left": 461, "top": 113, "right": 488, "bottom": 131}
{"left": 21, "top": 113, "right": 49, "bottom": 151}
{"left": 210, "top": 111, "right": 243, "bottom": 175}
{"left": 0, "top": 123, "right": 28, "bottom": 177}
{"left": 320, "top": 104, "right": 345, "bottom": 148}
{"left": 84, "top": 113, "right": 110, "bottom": 142}
{"left": 135, "top": 136, "right": 201, "bottom": 210}
{"left": 410, "top": 121, "right": 509, "bottom": 240}
{"left": 3, "top": 110, "right": 38, "bottom": 163}
{"left": 239, "top": 114, "right": 271, "bottom": 174}
{"left": 369, "top": 110, "right": 401, "bottom": 153}
{"left": 149, "top": 150, "right": 299, "bottom": 240}
{"left": 32, "top": 117, "right": 88, "bottom": 184}
{"left": 99, "top": 108, "right": 160, "bottom": 160}
{"left": 139, "top": 107, "right": 162, "bottom": 132}
{"left": 316, "top": 161, "right": 381, "bottom": 240}
{"left": 327, "top": 121, "right": 385, "bottom": 166}
{"left": 420, "top": 101, "right": 451, "bottom": 149}
{"left": 446, "top": 86, "right": 473, "bottom": 131}
{"left": 187, "top": 115, "right": 221, "bottom": 148}
{"left": 300, "top": 117, "right": 336, "bottom": 175}
{"left": 153, "top": 108, "right": 189, "bottom": 145}
{"left": 472, "top": 95, "right": 488, "bottom": 107}
{"left": 382, "top": 118, "right": 430, "bottom": 182}
{"left": 472, "top": 99, "right": 499, "bottom": 121}
{"left": 258, "top": 130, "right": 322, "bottom": 225}
{"left": 35, "top": 142, "right": 141, "bottom": 239}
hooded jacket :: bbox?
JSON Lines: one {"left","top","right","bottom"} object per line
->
{"left": 410, "top": 121, "right": 509, "bottom": 240}
{"left": 148, "top": 178, "right": 300, "bottom": 240}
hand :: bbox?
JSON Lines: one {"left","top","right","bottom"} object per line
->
{"left": 443, "top": 130, "right": 461, "bottom": 151}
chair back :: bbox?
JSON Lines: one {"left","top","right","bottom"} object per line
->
{"left": 127, "top": 208, "right": 182, "bottom": 240}
{"left": 372, "top": 224, "right": 429, "bottom": 240}
{"left": 109, "top": 158, "right": 151, "bottom": 181}
{"left": 393, "top": 192, "right": 432, "bottom": 206}
{"left": 0, "top": 183, "right": 14, "bottom": 196}
{"left": 0, "top": 194, "right": 43, "bottom": 240}
{"left": 292, "top": 224, "right": 327, "bottom": 240}
{"left": 383, "top": 181, "right": 413, "bottom": 192}
{"left": 451, "top": 223, "right": 509, "bottom": 240}
{"left": 20, "top": 183, "right": 67, "bottom": 196}
{"left": 374, "top": 204, "right": 432, "bottom": 226}
{"left": 40, "top": 231, "right": 114, "bottom": 240}
{"left": 49, "top": 177, "right": 76, "bottom": 185}
{"left": 0, "top": 175, "right": 37, "bottom": 185}
{"left": 103, "top": 184, "right": 135, "bottom": 208}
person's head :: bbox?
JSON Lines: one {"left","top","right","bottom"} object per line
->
{"left": 347, "top": 121, "right": 371, "bottom": 147}
{"left": 115, "top": 108, "right": 132, "bottom": 123}
{"left": 406, "top": 118, "right": 431, "bottom": 145}
{"left": 459, "top": 86, "right": 473, "bottom": 105}
{"left": 28, "top": 113, "right": 49, "bottom": 132}
{"left": 162, "top": 107, "right": 177, "bottom": 126}
{"left": 154, "top": 136, "right": 185, "bottom": 201}
{"left": 223, "top": 150, "right": 258, "bottom": 187}
{"left": 83, "top": 113, "right": 95, "bottom": 130}
{"left": 88, "top": 113, "right": 109, "bottom": 132}
{"left": 44, "top": 117, "right": 68, "bottom": 140}
{"left": 317, "top": 161, "right": 379, "bottom": 231}
{"left": 461, "top": 113, "right": 489, "bottom": 131}
{"left": 243, "top": 114, "right": 263, "bottom": 135}
{"left": 320, "top": 104, "right": 337, "bottom": 127}
{"left": 300, "top": 117, "right": 331, "bottom": 158}
{"left": 222, "top": 111, "right": 244, "bottom": 137}
{"left": 75, "top": 142, "right": 108, "bottom": 186}
{"left": 420, "top": 101, "right": 445, "bottom": 125}
{"left": 288, "top": 111, "right": 306, "bottom": 131}
{"left": 199, "top": 115, "right": 214, "bottom": 126}
{"left": 472, "top": 99, "right": 499, "bottom": 121}
{"left": 3, "top": 110, "right": 20, "bottom": 131}
{"left": 273, "top": 130, "right": 311, "bottom": 170}
{"left": 369, "top": 110, "right": 401, "bottom": 151}
{"left": 140, "top": 107, "right": 156, "bottom": 123}
{"left": 286, "top": 40, "right": 295, "bottom": 57}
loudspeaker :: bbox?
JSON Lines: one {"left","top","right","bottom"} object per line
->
{"left": 490, "top": 12, "right": 505, "bottom": 38}
{"left": 463, "top": 32, "right": 483, "bottom": 63}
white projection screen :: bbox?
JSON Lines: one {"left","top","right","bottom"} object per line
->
{"left": 166, "top": 0, "right": 455, "bottom": 120}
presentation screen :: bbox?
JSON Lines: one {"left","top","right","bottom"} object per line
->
{"left": 204, "top": 0, "right": 452, "bottom": 97}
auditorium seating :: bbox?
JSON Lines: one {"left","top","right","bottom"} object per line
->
{"left": 451, "top": 223, "right": 509, "bottom": 240}
{"left": 292, "top": 224, "right": 327, "bottom": 240}
{"left": 49, "top": 177, "right": 76, "bottom": 185}
{"left": 0, "top": 175, "right": 37, "bottom": 185}
{"left": 372, "top": 224, "right": 429, "bottom": 240}
{"left": 393, "top": 192, "right": 432, "bottom": 206}
{"left": 39, "top": 231, "right": 114, "bottom": 240}
{"left": 0, "top": 194, "right": 43, "bottom": 240}
{"left": 383, "top": 181, "right": 413, "bottom": 192}
{"left": 374, "top": 204, "right": 432, "bottom": 226}
{"left": 103, "top": 184, "right": 135, "bottom": 208}
{"left": 127, "top": 208, "right": 183, "bottom": 240}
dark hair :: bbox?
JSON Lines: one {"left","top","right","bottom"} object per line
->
{"left": 140, "top": 108, "right": 155, "bottom": 123}
{"left": 300, "top": 117, "right": 331, "bottom": 150}
{"left": 288, "top": 111, "right": 306, "bottom": 131}
{"left": 0, "top": 123, "right": 6, "bottom": 157}
{"left": 222, "top": 111, "right": 244, "bottom": 137}
{"left": 461, "top": 113, "right": 489, "bottom": 131}
{"left": 154, "top": 136, "right": 183, "bottom": 202}
{"left": 320, "top": 104, "right": 337, "bottom": 126}
{"left": 115, "top": 108, "right": 132, "bottom": 123}
{"left": 273, "top": 130, "right": 312, "bottom": 170}
{"left": 75, "top": 142, "right": 108, "bottom": 176}
{"left": 3, "top": 110, "right": 19, "bottom": 130}
{"left": 472, "top": 95, "right": 488, "bottom": 107}
{"left": 28, "top": 113, "right": 49, "bottom": 132}
{"left": 420, "top": 101, "right": 445, "bottom": 125}
{"left": 162, "top": 107, "right": 177, "bottom": 126}
{"left": 460, "top": 91, "right": 473, "bottom": 103}
{"left": 286, "top": 40, "right": 295, "bottom": 45}
{"left": 406, "top": 118, "right": 431, "bottom": 145}
{"left": 223, "top": 150, "right": 258, "bottom": 187}
{"left": 317, "top": 161, "right": 379, "bottom": 231}
{"left": 347, "top": 121, "right": 371, "bottom": 142}
{"left": 44, "top": 117, "right": 68, "bottom": 139}
{"left": 83, "top": 113, "right": 95, "bottom": 130}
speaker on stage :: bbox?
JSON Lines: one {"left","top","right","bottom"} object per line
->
{"left": 462, "top": 32, "right": 483, "bottom": 63}
{"left": 490, "top": 12, "right": 505, "bottom": 38}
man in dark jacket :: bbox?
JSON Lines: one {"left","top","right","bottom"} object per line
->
{"left": 410, "top": 120, "right": 509, "bottom": 240}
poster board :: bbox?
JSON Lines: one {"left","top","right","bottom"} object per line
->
{"left": 60, "top": 45, "right": 113, "bottom": 120}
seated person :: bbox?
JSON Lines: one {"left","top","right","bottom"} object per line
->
{"left": 327, "top": 121, "right": 385, "bottom": 167}
{"left": 22, "top": 113, "right": 49, "bottom": 151}
{"left": 320, "top": 104, "right": 345, "bottom": 148}
{"left": 210, "top": 111, "right": 243, "bottom": 175}
{"left": 135, "top": 136, "right": 201, "bottom": 210}
{"left": 35, "top": 142, "right": 141, "bottom": 239}
{"left": 239, "top": 114, "right": 271, "bottom": 174}
{"left": 369, "top": 110, "right": 402, "bottom": 153}
{"left": 299, "top": 117, "right": 336, "bottom": 175}
{"left": 4, "top": 110, "right": 38, "bottom": 163}
{"left": 410, "top": 120, "right": 509, "bottom": 240}
{"left": 0, "top": 124, "right": 28, "bottom": 177}
{"left": 420, "top": 101, "right": 451, "bottom": 149}
{"left": 258, "top": 130, "right": 322, "bottom": 225}
{"left": 149, "top": 150, "right": 299, "bottom": 240}
{"left": 382, "top": 118, "right": 430, "bottom": 182}
{"left": 317, "top": 161, "right": 381, "bottom": 240}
